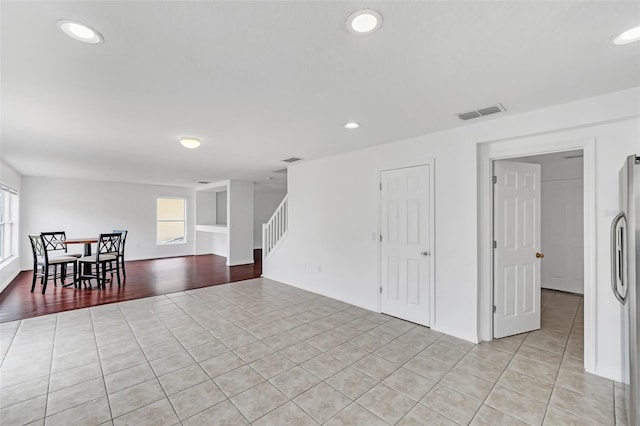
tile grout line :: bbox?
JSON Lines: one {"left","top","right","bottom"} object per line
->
{"left": 198, "top": 285, "right": 305, "bottom": 425}
{"left": 90, "top": 305, "right": 116, "bottom": 424}
{"left": 0, "top": 320, "right": 21, "bottom": 368}
{"left": 38, "top": 310, "right": 111, "bottom": 423}
{"left": 41, "top": 313, "right": 59, "bottom": 422}
{"left": 437, "top": 327, "right": 531, "bottom": 424}
{"left": 388, "top": 335, "right": 467, "bottom": 424}
{"left": 227, "top": 291, "right": 370, "bottom": 425}
{"left": 539, "top": 290, "right": 570, "bottom": 424}
{"left": 491, "top": 291, "right": 584, "bottom": 424}
{"left": 542, "top": 295, "right": 609, "bottom": 424}
{"left": 9, "top": 284, "right": 327, "bottom": 423}
{"left": 160, "top": 291, "right": 256, "bottom": 425}
{"left": 7, "top": 283, "right": 606, "bottom": 425}
{"left": 92, "top": 300, "right": 171, "bottom": 423}
{"left": 320, "top": 322, "right": 457, "bottom": 425}
{"left": 218, "top": 290, "right": 385, "bottom": 424}
{"left": 425, "top": 336, "right": 500, "bottom": 425}
{"left": 488, "top": 291, "right": 574, "bottom": 424}
{"left": 484, "top": 347, "right": 547, "bottom": 424}
{"left": 118, "top": 294, "right": 191, "bottom": 423}
{"left": 352, "top": 318, "right": 480, "bottom": 423}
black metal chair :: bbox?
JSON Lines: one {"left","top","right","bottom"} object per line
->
{"left": 29, "top": 235, "right": 78, "bottom": 294}
{"left": 78, "top": 233, "right": 121, "bottom": 289}
{"left": 41, "top": 231, "right": 82, "bottom": 285}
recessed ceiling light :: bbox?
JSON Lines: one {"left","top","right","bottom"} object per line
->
{"left": 347, "top": 9, "right": 382, "bottom": 34}
{"left": 344, "top": 122, "right": 360, "bottom": 129}
{"left": 57, "top": 20, "right": 103, "bottom": 44}
{"left": 180, "top": 137, "right": 201, "bottom": 149}
{"left": 614, "top": 25, "right": 640, "bottom": 45}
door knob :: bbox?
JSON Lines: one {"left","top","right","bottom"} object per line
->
{"left": 420, "top": 251, "right": 430, "bottom": 257}
{"left": 536, "top": 252, "right": 544, "bottom": 259}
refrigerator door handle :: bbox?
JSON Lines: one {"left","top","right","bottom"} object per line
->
{"left": 610, "top": 211, "right": 627, "bottom": 304}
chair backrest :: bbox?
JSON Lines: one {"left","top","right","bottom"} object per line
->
{"left": 29, "top": 235, "right": 48, "bottom": 264}
{"left": 97, "top": 233, "right": 122, "bottom": 258}
{"left": 41, "top": 231, "right": 68, "bottom": 254}
{"left": 112, "top": 230, "right": 128, "bottom": 256}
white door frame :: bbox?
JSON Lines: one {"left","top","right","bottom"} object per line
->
{"left": 478, "top": 137, "right": 596, "bottom": 374}
{"left": 378, "top": 161, "right": 436, "bottom": 328}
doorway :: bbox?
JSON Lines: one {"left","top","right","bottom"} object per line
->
{"left": 478, "top": 137, "right": 596, "bottom": 373}
{"left": 517, "top": 151, "right": 585, "bottom": 295}
{"left": 493, "top": 151, "right": 584, "bottom": 338}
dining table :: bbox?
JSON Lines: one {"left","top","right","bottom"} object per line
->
{"left": 55, "top": 238, "right": 98, "bottom": 283}
{"left": 61, "top": 237, "right": 98, "bottom": 256}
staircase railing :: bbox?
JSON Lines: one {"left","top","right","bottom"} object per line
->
{"left": 262, "top": 195, "right": 288, "bottom": 260}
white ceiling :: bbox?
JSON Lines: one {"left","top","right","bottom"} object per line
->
{"left": 2, "top": 1, "right": 639, "bottom": 189}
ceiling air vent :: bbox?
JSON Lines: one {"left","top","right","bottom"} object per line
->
{"left": 458, "top": 111, "right": 481, "bottom": 120}
{"left": 457, "top": 103, "right": 505, "bottom": 121}
{"left": 282, "top": 157, "right": 302, "bottom": 163}
{"left": 197, "top": 181, "right": 211, "bottom": 184}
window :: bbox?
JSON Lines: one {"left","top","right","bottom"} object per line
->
{"left": 157, "top": 197, "right": 186, "bottom": 245}
{"left": 0, "top": 185, "right": 18, "bottom": 263}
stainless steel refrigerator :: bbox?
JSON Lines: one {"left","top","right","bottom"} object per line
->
{"left": 611, "top": 154, "right": 639, "bottom": 425}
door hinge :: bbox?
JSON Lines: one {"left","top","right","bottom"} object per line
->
{"left": 380, "top": 286, "right": 382, "bottom": 294}
{"left": 379, "top": 234, "right": 382, "bottom": 242}
{"left": 379, "top": 182, "right": 382, "bottom": 190}
{"left": 493, "top": 305, "right": 497, "bottom": 313}
{"left": 493, "top": 240, "right": 497, "bottom": 249}
{"left": 492, "top": 176, "right": 497, "bottom": 184}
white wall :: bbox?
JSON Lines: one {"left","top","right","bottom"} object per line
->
{"left": 216, "top": 192, "right": 227, "bottom": 225}
{"left": 210, "top": 233, "right": 227, "bottom": 258}
{"left": 195, "top": 191, "right": 217, "bottom": 256}
{"left": 195, "top": 181, "right": 263, "bottom": 261}
{"left": 20, "top": 177, "right": 196, "bottom": 269}
{"left": 263, "top": 87, "right": 640, "bottom": 380}
{"left": 197, "top": 186, "right": 285, "bottom": 256}
{"left": 0, "top": 162, "right": 21, "bottom": 195}
{"left": 196, "top": 191, "right": 217, "bottom": 226}
{"left": 0, "top": 161, "right": 22, "bottom": 292}
{"left": 520, "top": 152, "right": 584, "bottom": 294}
{"left": 265, "top": 131, "right": 479, "bottom": 342}
{"left": 254, "top": 189, "right": 287, "bottom": 249}
{"left": 227, "top": 180, "right": 254, "bottom": 266}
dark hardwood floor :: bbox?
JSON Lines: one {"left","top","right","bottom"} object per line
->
{"left": 0, "top": 251, "right": 262, "bottom": 323}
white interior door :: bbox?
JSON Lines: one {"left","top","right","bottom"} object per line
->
{"left": 494, "top": 161, "right": 542, "bottom": 338}
{"left": 380, "top": 165, "right": 431, "bottom": 326}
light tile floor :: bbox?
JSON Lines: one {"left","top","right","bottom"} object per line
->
{"left": 0, "top": 279, "right": 625, "bottom": 425}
